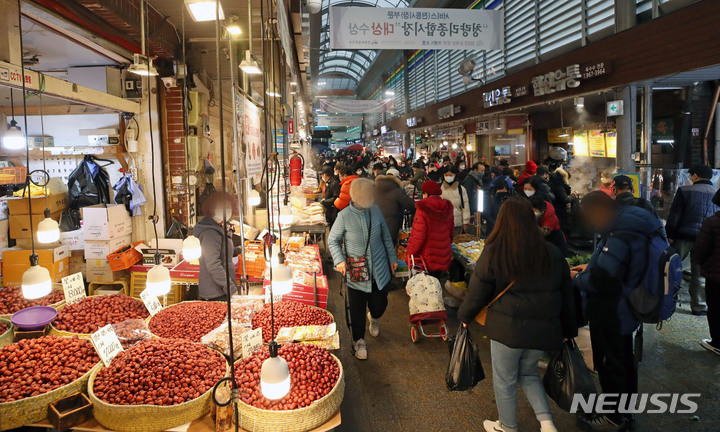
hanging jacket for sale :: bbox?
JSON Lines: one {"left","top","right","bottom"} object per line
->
{"left": 67, "top": 155, "right": 111, "bottom": 209}
{"left": 113, "top": 173, "right": 148, "bottom": 216}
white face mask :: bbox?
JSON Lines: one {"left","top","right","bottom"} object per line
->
{"left": 524, "top": 190, "right": 536, "bottom": 197}
{"left": 445, "top": 176, "right": 456, "bottom": 183}
{"left": 459, "top": 164, "right": 466, "bottom": 170}
{"left": 356, "top": 170, "right": 363, "bottom": 175}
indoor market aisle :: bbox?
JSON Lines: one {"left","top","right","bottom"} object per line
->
{"left": 324, "top": 267, "right": 720, "bottom": 432}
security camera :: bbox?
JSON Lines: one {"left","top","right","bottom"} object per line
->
{"left": 162, "top": 77, "right": 177, "bottom": 89}
{"left": 457, "top": 59, "right": 476, "bottom": 76}
{"left": 306, "top": 0, "right": 322, "bottom": 14}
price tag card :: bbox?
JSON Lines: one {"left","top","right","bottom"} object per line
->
{"left": 61, "top": 272, "right": 86, "bottom": 305}
{"left": 241, "top": 327, "right": 263, "bottom": 359}
{"left": 91, "top": 324, "right": 124, "bottom": 367}
{"left": 140, "top": 288, "right": 163, "bottom": 316}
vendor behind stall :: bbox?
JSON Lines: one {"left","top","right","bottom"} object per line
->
{"left": 194, "top": 192, "right": 239, "bottom": 301}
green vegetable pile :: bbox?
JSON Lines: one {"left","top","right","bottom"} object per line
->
{"left": 567, "top": 254, "right": 592, "bottom": 267}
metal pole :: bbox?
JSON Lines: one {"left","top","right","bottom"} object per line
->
{"left": 643, "top": 85, "right": 652, "bottom": 201}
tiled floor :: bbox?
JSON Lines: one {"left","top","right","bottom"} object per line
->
{"left": 325, "top": 267, "right": 720, "bottom": 432}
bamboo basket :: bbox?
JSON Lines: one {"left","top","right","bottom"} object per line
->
{"left": 88, "top": 346, "right": 229, "bottom": 432}
{"left": 0, "top": 362, "right": 101, "bottom": 431}
{"left": 0, "top": 285, "right": 66, "bottom": 320}
{"left": 48, "top": 295, "right": 147, "bottom": 340}
{"left": 0, "top": 318, "right": 12, "bottom": 347}
{"left": 235, "top": 353, "right": 345, "bottom": 432}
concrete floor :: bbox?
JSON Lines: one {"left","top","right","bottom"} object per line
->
{"left": 326, "top": 267, "right": 720, "bottom": 432}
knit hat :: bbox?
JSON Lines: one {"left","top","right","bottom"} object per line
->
{"left": 613, "top": 175, "right": 633, "bottom": 190}
{"left": 525, "top": 160, "right": 537, "bottom": 174}
{"left": 422, "top": 180, "right": 442, "bottom": 196}
{"left": 386, "top": 168, "right": 400, "bottom": 178}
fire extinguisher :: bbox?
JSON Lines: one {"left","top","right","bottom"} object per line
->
{"left": 289, "top": 152, "right": 304, "bottom": 186}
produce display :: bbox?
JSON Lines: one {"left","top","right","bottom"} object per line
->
{"left": 0, "top": 287, "right": 64, "bottom": 316}
{"left": 0, "top": 336, "right": 99, "bottom": 402}
{"left": 230, "top": 296, "right": 264, "bottom": 324}
{"left": 235, "top": 344, "right": 339, "bottom": 410}
{"left": 453, "top": 233, "right": 480, "bottom": 244}
{"left": 0, "top": 321, "right": 7, "bottom": 336}
{"left": 53, "top": 294, "right": 149, "bottom": 334}
{"left": 252, "top": 301, "right": 333, "bottom": 342}
{"left": 149, "top": 301, "right": 227, "bottom": 342}
{"left": 201, "top": 321, "right": 252, "bottom": 359}
{"left": 453, "top": 240, "right": 485, "bottom": 263}
{"left": 567, "top": 254, "right": 592, "bottom": 267}
{"left": 93, "top": 339, "right": 226, "bottom": 406}
{"left": 284, "top": 247, "right": 322, "bottom": 274}
{"left": 112, "top": 318, "right": 152, "bottom": 349}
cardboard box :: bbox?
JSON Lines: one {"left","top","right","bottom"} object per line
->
{"left": 146, "top": 238, "right": 184, "bottom": 254}
{"left": 141, "top": 248, "right": 178, "bottom": 267}
{"left": 6, "top": 193, "right": 67, "bottom": 215}
{"left": 82, "top": 204, "right": 132, "bottom": 240}
{"left": 9, "top": 211, "right": 62, "bottom": 240}
{"left": 84, "top": 234, "right": 132, "bottom": 260}
{"left": 3, "top": 244, "right": 70, "bottom": 266}
{"left": 69, "top": 255, "right": 86, "bottom": 278}
{"left": 60, "top": 229, "right": 85, "bottom": 251}
{"left": 3, "top": 257, "right": 69, "bottom": 287}
{"left": 85, "top": 259, "right": 113, "bottom": 283}
{"left": 0, "top": 219, "right": 8, "bottom": 260}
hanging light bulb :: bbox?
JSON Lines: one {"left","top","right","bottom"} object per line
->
{"left": 451, "top": 143, "right": 458, "bottom": 150}
{"left": 146, "top": 255, "right": 171, "bottom": 296}
{"left": 248, "top": 190, "right": 261, "bottom": 206}
{"left": 37, "top": 209, "right": 60, "bottom": 244}
{"left": 279, "top": 206, "right": 293, "bottom": 225}
{"left": 3, "top": 120, "right": 25, "bottom": 150}
{"left": 182, "top": 234, "right": 202, "bottom": 261}
{"left": 261, "top": 343, "right": 291, "bottom": 399}
{"left": 271, "top": 263, "right": 294, "bottom": 296}
{"left": 21, "top": 255, "right": 51, "bottom": 299}
{"left": 268, "top": 244, "right": 281, "bottom": 268}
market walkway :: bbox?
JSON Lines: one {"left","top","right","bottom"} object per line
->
{"left": 325, "top": 265, "right": 720, "bottom": 432}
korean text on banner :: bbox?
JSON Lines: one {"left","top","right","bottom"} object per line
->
{"left": 243, "top": 96, "right": 263, "bottom": 182}
{"left": 318, "top": 99, "right": 393, "bottom": 114}
{"left": 329, "top": 7, "right": 504, "bottom": 51}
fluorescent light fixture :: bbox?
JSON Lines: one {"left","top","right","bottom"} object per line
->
{"left": 290, "top": 81, "right": 297, "bottom": 86}
{"left": 266, "top": 90, "right": 281, "bottom": 98}
{"left": 657, "top": 139, "right": 675, "bottom": 144}
{"left": 558, "top": 133, "right": 569, "bottom": 138}
{"left": 385, "top": 90, "right": 395, "bottom": 96}
{"left": 128, "top": 53, "right": 158, "bottom": 76}
{"left": 477, "top": 189, "right": 484, "bottom": 213}
{"left": 185, "top": 0, "right": 224, "bottom": 22}
{"left": 3, "top": 121, "right": 25, "bottom": 150}
{"left": 240, "top": 50, "right": 262, "bottom": 74}
{"left": 574, "top": 97, "right": 584, "bottom": 108}
{"left": 317, "top": 81, "right": 326, "bottom": 86}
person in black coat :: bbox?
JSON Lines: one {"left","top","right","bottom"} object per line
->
{"left": 374, "top": 174, "right": 416, "bottom": 245}
{"left": 320, "top": 165, "right": 341, "bottom": 226}
{"left": 693, "top": 189, "right": 720, "bottom": 355}
{"left": 548, "top": 167, "right": 572, "bottom": 230}
{"left": 458, "top": 198, "right": 576, "bottom": 432}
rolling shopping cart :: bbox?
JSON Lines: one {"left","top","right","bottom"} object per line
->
{"left": 405, "top": 256, "right": 449, "bottom": 342}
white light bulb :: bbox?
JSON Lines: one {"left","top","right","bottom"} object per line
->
{"left": 271, "top": 263, "right": 294, "bottom": 295}
{"left": 146, "top": 264, "right": 171, "bottom": 296}
{"left": 451, "top": 143, "right": 458, "bottom": 150}
{"left": 182, "top": 235, "right": 202, "bottom": 261}
{"left": 3, "top": 124, "right": 25, "bottom": 150}
{"left": 260, "top": 356, "right": 291, "bottom": 399}
{"left": 279, "top": 206, "right": 293, "bottom": 225}
{"left": 37, "top": 217, "right": 60, "bottom": 244}
{"left": 269, "top": 244, "right": 281, "bottom": 268}
{"left": 22, "top": 264, "right": 52, "bottom": 299}
{"left": 248, "top": 190, "right": 261, "bottom": 206}
{"left": 466, "top": 144, "right": 473, "bottom": 151}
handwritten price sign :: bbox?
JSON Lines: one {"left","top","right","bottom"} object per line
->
{"left": 61, "top": 272, "right": 86, "bottom": 305}
{"left": 140, "top": 288, "right": 163, "bottom": 316}
{"left": 241, "top": 328, "right": 263, "bottom": 359}
{"left": 91, "top": 324, "right": 124, "bottom": 367}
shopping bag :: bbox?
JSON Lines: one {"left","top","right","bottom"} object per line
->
{"left": 445, "top": 325, "right": 485, "bottom": 391}
{"left": 543, "top": 340, "right": 597, "bottom": 411}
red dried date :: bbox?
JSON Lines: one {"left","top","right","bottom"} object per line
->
{"left": 93, "top": 338, "right": 226, "bottom": 406}
{"left": 234, "top": 343, "right": 339, "bottom": 410}
{"left": 0, "top": 321, "right": 7, "bottom": 335}
{"left": 252, "top": 301, "right": 333, "bottom": 342}
{"left": 53, "top": 294, "right": 149, "bottom": 334}
{"left": 0, "top": 336, "right": 99, "bottom": 402}
{"left": 148, "top": 302, "right": 227, "bottom": 342}
{"left": 0, "top": 286, "right": 64, "bottom": 315}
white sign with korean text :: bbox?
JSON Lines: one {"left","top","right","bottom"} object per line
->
{"left": 317, "top": 115, "right": 363, "bottom": 128}
{"left": 91, "top": 324, "right": 124, "bottom": 367}
{"left": 329, "top": 7, "right": 504, "bottom": 51}
{"left": 140, "top": 288, "right": 163, "bottom": 316}
{"left": 243, "top": 95, "right": 263, "bottom": 182}
{"left": 241, "top": 328, "right": 263, "bottom": 359}
{"left": 61, "top": 272, "right": 86, "bottom": 305}
{"left": 483, "top": 86, "right": 512, "bottom": 108}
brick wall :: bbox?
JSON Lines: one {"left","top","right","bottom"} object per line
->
{"left": 162, "top": 86, "right": 190, "bottom": 226}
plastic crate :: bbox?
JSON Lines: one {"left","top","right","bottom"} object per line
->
{"left": 0, "top": 167, "right": 26, "bottom": 185}
{"left": 129, "top": 272, "right": 183, "bottom": 305}
{"left": 107, "top": 241, "right": 144, "bottom": 271}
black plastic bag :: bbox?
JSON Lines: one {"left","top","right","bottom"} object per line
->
{"left": 67, "top": 156, "right": 111, "bottom": 209}
{"left": 543, "top": 340, "right": 597, "bottom": 411}
{"left": 59, "top": 209, "right": 81, "bottom": 232}
{"left": 445, "top": 325, "right": 484, "bottom": 391}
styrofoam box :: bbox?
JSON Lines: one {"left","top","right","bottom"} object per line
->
{"left": 82, "top": 204, "right": 132, "bottom": 240}
{"left": 84, "top": 234, "right": 132, "bottom": 260}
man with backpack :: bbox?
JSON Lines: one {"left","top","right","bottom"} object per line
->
{"left": 572, "top": 191, "right": 681, "bottom": 432}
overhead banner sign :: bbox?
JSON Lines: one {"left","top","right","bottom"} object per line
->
{"left": 319, "top": 99, "right": 392, "bottom": 113}
{"left": 329, "top": 7, "right": 504, "bottom": 51}
{"left": 317, "top": 115, "right": 363, "bottom": 128}
{"left": 242, "top": 95, "right": 263, "bottom": 182}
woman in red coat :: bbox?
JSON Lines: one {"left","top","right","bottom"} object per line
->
{"left": 406, "top": 181, "right": 455, "bottom": 273}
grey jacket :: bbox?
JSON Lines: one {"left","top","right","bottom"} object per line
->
{"left": 194, "top": 217, "right": 238, "bottom": 299}
{"left": 328, "top": 203, "right": 398, "bottom": 293}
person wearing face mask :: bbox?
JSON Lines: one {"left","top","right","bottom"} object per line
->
{"left": 328, "top": 178, "right": 399, "bottom": 360}
{"left": 598, "top": 171, "right": 614, "bottom": 197}
{"left": 529, "top": 195, "right": 571, "bottom": 257}
{"left": 441, "top": 166, "right": 471, "bottom": 235}
{"left": 320, "top": 165, "right": 341, "bottom": 227}
{"left": 516, "top": 160, "right": 537, "bottom": 192}
{"left": 194, "top": 192, "right": 238, "bottom": 301}
{"left": 406, "top": 181, "right": 455, "bottom": 277}
{"left": 427, "top": 163, "right": 442, "bottom": 183}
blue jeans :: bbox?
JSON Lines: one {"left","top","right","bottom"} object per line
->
{"left": 491, "top": 340, "right": 553, "bottom": 432}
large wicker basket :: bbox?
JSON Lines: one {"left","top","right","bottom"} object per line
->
{"left": 48, "top": 295, "right": 147, "bottom": 340}
{"left": 0, "top": 285, "right": 66, "bottom": 320}
{"left": 0, "top": 318, "right": 12, "bottom": 347}
{"left": 0, "top": 361, "right": 101, "bottom": 431}
{"left": 234, "top": 353, "right": 345, "bottom": 432}
{"left": 87, "top": 347, "right": 229, "bottom": 432}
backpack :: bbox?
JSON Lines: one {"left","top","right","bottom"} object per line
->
{"left": 613, "top": 229, "right": 683, "bottom": 324}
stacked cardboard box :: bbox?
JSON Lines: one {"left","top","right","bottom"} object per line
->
{"left": 3, "top": 243, "right": 70, "bottom": 287}
{"left": 81, "top": 204, "right": 132, "bottom": 283}
{"left": 6, "top": 193, "right": 67, "bottom": 241}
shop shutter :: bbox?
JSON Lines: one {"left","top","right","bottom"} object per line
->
{"left": 504, "top": 0, "right": 536, "bottom": 69}
{"left": 408, "top": 54, "right": 421, "bottom": 110}
{"left": 449, "top": 50, "right": 468, "bottom": 97}
{"left": 436, "top": 50, "right": 451, "bottom": 101}
{"left": 538, "top": 1, "right": 583, "bottom": 55}
{"left": 585, "top": 0, "right": 615, "bottom": 36}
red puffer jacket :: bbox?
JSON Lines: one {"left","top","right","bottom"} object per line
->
{"left": 334, "top": 175, "right": 358, "bottom": 211}
{"left": 406, "top": 196, "right": 455, "bottom": 272}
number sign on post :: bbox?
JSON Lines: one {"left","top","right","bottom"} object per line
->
{"left": 140, "top": 288, "right": 163, "bottom": 316}
{"left": 91, "top": 324, "right": 124, "bottom": 367}
{"left": 241, "top": 328, "right": 263, "bottom": 359}
{"left": 61, "top": 272, "right": 86, "bottom": 305}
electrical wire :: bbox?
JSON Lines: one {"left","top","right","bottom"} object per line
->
{"left": 17, "top": 0, "right": 35, "bottom": 256}
{"left": 143, "top": 0, "right": 161, "bottom": 254}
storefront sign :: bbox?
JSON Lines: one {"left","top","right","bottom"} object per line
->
{"left": 653, "top": 118, "right": 674, "bottom": 140}
{"left": 466, "top": 134, "right": 476, "bottom": 151}
{"left": 140, "top": 288, "right": 163, "bottom": 316}
{"left": 61, "top": 272, "right": 86, "bottom": 305}
{"left": 548, "top": 128, "right": 573, "bottom": 144}
{"left": 438, "top": 104, "right": 461, "bottom": 120}
{"left": 435, "top": 125, "right": 465, "bottom": 139}
{"left": 606, "top": 131, "right": 617, "bottom": 158}
{"left": 373, "top": 129, "right": 379, "bottom": 136}
{"left": 91, "top": 324, "right": 124, "bottom": 367}
{"left": 573, "top": 130, "right": 589, "bottom": 157}
{"left": 0, "top": 63, "right": 34, "bottom": 87}
{"left": 476, "top": 118, "right": 506, "bottom": 135}
{"left": 532, "top": 65, "right": 582, "bottom": 97}
{"left": 589, "top": 130, "right": 607, "bottom": 157}
{"left": 406, "top": 117, "right": 421, "bottom": 127}
{"left": 380, "top": 125, "right": 388, "bottom": 134}
{"left": 318, "top": 99, "right": 392, "bottom": 113}
{"left": 607, "top": 100, "right": 623, "bottom": 116}
{"left": 241, "top": 328, "right": 264, "bottom": 359}
{"left": 582, "top": 61, "right": 611, "bottom": 79}
{"left": 482, "top": 86, "right": 512, "bottom": 108}
{"left": 317, "top": 115, "right": 362, "bottom": 128}
{"left": 242, "top": 96, "right": 263, "bottom": 182}
{"left": 329, "top": 7, "right": 504, "bottom": 51}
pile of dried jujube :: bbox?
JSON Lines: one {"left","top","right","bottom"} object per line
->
{"left": 148, "top": 302, "right": 227, "bottom": 342}
{"left": 0, "top": 336, "right": 99, "bottom": 402}
{"left": 252, "top": 301, "right": 334, "bottom": 342}
{"left": 93, "top": 339, "right": 226, "bottom": 406}
{"left": 0, "top": 287, "right": 64, "bottom": 315}
{"left": 53, "top": 294, "right": 149, "bottom": 334}
{"left": 0, "top": 321, "right": 7, "bottom": 335}
{"left": 235, "top": 343, "right": 340, "bottom": 410}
